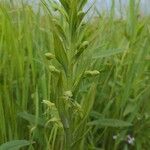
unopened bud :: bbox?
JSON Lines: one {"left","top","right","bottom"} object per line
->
{"left": 84, "top": 70, "right": 100, "bottom": 77}
{"left": 64, "top": 91, "right": 73, "bottom": 98}
{"left": 42, "top": 100, "right": 55, "bottom": 108}
{"left": 80, "top": 41, "right": 89, "bottom": 49}
{"left": 45, "top": 53, "right": 55, "bottom": 60}
{"left": 49, "top": 65, "right": 60, "bottom": 74}
{"left": 78, "top": 11, "right": 85, "bottom": 17}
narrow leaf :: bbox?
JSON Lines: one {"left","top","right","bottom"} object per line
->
{"left": 18, "top": 112, "right": 46, "bottom": 127}
{"left": 0, "top": 140, "right": 33, "bottom": 150}
{"left": 88, "top": 118, "right": 132, "bottom": 127}
{"left": 93, "top": 48, "right": 126, "bottom": 59}
{"left": 53, "top": 33, "right": 68, "bottom": 73}
{"left": 81, "top": 83, "right": 96, "bottom": 116}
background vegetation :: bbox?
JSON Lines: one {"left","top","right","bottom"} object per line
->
{"left": 0, "top": 0, "right": 150, "bottom": 150}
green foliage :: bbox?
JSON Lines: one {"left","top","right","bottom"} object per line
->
{"left": 0, "top": 140, "right": 33, "bottom": 150}
{"left": 88, "top": 118, "right": 132, "bottom": 127}
{"left": 0, "top": 0, "right": 150, "bottom": 150}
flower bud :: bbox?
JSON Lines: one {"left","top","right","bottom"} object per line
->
{"left": 84, "top": 70, "right": 100, "bottom": 77}
{"left": 42, "top": 100, "right": 55, "bottom": 108}
{"left": 45, "top": 53, "right": 55, "bottom": 60}
{"left": 78, "top": 11, "right": 85, "bottom": 19}
{"left": 64, "top": 91, "right": 73, "bottom": 98}
{"left": 79, "top": 41, "right": 89, "bottom": 49}
{"left": 49, "top": 65, "right": 60, "bottom": 74}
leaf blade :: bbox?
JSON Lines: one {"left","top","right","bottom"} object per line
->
{"left": 88, "top": 118, "right": 132, "bottom": 127}
{"left": 0, "top": 140, "right": 33, "bottom": 150}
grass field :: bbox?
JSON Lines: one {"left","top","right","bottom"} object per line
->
{"left": 0, "top": 0, "right": 150, "bottom": 150}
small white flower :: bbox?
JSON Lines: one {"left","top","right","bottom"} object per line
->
{"left": 113, "top": 135, "right": 118, "bottom": 140}
{"left": 127, "top": 135, "right": 135, "bottom": 145}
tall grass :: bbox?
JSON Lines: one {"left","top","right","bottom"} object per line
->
{"left": 0, "top": 0, "right": 150, "bottom": 150}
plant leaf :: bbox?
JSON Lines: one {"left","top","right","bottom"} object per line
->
{"left": 53, "top": 33, "right": 69, "bottom": 74}
{"left": 88, "top": 118, "right": 132, "bottom": 127}
{"left": 93, "top": 48, "right": 126, "bottom": 59}
{"left": 18, "top": 112, "right": 46, "bottom": 127}
{"left": 0, "top": 140, "right": 33, "bottom": 150}
{"left": 81, "top": 83, "right": 96, "bottom": 116}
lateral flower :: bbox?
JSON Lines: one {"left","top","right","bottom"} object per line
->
{"left": 49, "top": 65, "right": 60, "bottom": 74}
{"left": 79, "top": 41, "right": 89, "bottom": 49}
{"left": 45, "top": 53, "right": 55, "bottom": 60}
{"left": 84, "top": 70, "right": 100, "bottom": 77}
{"left": 63, "top": 91, "right": 73, "bottom": 99}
